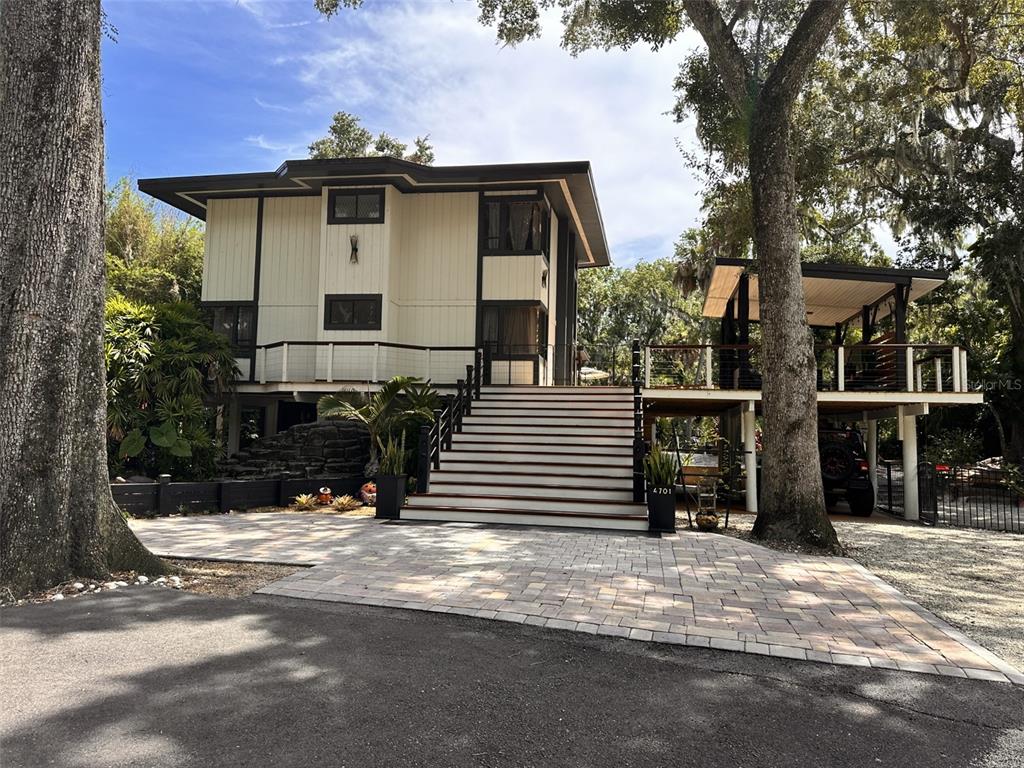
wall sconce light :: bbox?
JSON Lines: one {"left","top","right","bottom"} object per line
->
{"left": 349, "top": 234, "right": 359, "bottom": 264}
{"left": 541, "top": 269, "right": 548, "bottom": 288}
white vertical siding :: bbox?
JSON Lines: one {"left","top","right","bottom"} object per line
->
{"left": 318, "top": 187, "right": 395, "bottom": 340}
{"left": 481, "top": 254, "right": 547, "bottom": 306}
{"left": 393, "top": 192, "right": 477, "bottom": 346}
{"left": 258, "top": 196, "right": 320, "bottom": 344}
{"left": 202, "top": 198, "right": 257, "bottom": 301}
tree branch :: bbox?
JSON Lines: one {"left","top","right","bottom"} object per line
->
{"left": 761, "top": 0, "right": 846, "bottom": 107}
{"left": 682, "top": 1, "right": 751, "bottom": 114}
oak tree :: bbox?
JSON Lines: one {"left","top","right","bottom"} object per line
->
{"left": 0, "top": 0, "right": 166, "bottom": 596}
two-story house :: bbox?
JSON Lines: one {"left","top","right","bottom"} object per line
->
{"left": 140, "top": 157, "right": 611, "bottom": 451}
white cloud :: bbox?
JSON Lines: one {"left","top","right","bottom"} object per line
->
{"left": 254, "top": 1, "right": 706, "bottom": 265}
{"left": 245, "top": 133, "right": 307, "bottom": 156}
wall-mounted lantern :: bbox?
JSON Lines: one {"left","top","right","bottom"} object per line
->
{"left": 541, "top": 268, "right": 548, "bottom": 288}
{"left": 350, "top": 234, "right": 359, "bottom": 264}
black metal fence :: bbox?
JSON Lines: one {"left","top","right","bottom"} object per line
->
{"left": 876, "top": 459, "right": 1022, "bottom": 533}
{"left": 112, "top": 475, "right": 362, "bottom": 518}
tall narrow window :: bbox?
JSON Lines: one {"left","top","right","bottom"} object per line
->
{"left": 208, "top": 305, "right": 255, "bottom": 348}
{"left": 481, "top": 303, "right": 547, "bottom": 354}
{"left": 482, "top": 198, "right": 549, "bottom": 255}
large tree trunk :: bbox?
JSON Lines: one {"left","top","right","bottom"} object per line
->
{"left": 0, "top": 0, "right": 167, "bottom": 597}
{"left": 748, "top": 100, "right": 840, "bottom": 551}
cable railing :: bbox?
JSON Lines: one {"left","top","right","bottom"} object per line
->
{"left": 645, "top": 342, "right": 972, "bottom": 393}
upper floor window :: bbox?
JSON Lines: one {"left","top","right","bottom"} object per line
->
{"left": 209, "top": 304, "right": 254, "bottom": 348}
{"left": 328, "top": 189, "right": 385, "bottom": 224}
{"left": 324, "top": 293, "right": 383, "bottom": 331}
{"left": 482, "top": 198, "right": 549, "bottom": 255}
{"left": 481, "top": 302, "right": 547, "bottom": 354}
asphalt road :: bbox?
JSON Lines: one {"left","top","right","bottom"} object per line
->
{"left": 2, "top": 589, "right": 1022, "bottom": 768}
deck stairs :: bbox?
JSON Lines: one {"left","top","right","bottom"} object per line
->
{"left": 402, "top": 386, "right": 648, "bottom": 530}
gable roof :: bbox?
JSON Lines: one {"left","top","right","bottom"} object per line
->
{"left": 702, "top": 258, "right": 948, "bottom": 327}
{"left": 138, "top": 157, "right": 610, "bottom": 267}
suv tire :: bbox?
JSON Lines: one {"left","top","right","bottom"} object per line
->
{"left": 847, "top": 488, "right": 875, "bottom": 516}
{"left": 821, "top": 442, "right": 856, "bottom": 483}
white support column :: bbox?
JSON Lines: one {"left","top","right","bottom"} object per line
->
{"left": 704, "top": 346, "right": 713, "bottom": 388}
{"left": 281, "top": 343, "right": 289, "bottom": 383}
{"left": 227, "top": 396, "right": 241, "bottom": 457}
{"left": 901, "top": 407, "right": 919, "bottom": 521}
{"left": 905, "top": 346, "right": 915, "bottom": 391}
{"left": 960, "top": 349, "right": 969, "bottom": 391}
{"left": 743, "top": 400, "right": 758, "bottom": 514}
{"left": 326, "top": 343, "right": 334, "bottom": 384}
{"left": 952, "top": 346, "right": 962, "bottom": 391}
{"left": 935, "top": 358, "right": 943, "bottom": 393}
{"left": 837, "top": 346, "right": 845, "bottom": 391}
{"left": 425, "top": 347, "right": 432, "bottom": 381}
{"left": 650, "top": 418, "right": 657, "bottom": 445}
{"left": 372, "top": 343, "right": 380, "bottom": 382}
{"left": 866, "top": 416, "right": 878, "bottom": 498}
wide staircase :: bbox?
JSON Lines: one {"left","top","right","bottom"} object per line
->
{"left": 402, "top": 386, "right": 648, "bottom": 530}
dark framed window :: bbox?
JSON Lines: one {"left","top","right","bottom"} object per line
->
{"left": 209, "top": 304, "right": 255, "bottom": 348}
{"left": 327, "top": 189, "right": 385, "bottom": 224}
{"left": 324, "top": 293, "right": 383, "bottom": 331}
{"left": 481, "top": 302, "right": 547, "bottom": 354}
{"left": 482, "top": 197, "right": 549, "bottom": 255}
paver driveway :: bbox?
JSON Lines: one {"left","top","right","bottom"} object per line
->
{"left": 130, "top": 513, "right": 1023, "bottom": 684}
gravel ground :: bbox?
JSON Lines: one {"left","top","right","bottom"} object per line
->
{"left": 168, "top": 559, "right": 303, "bottom": 598}
{"left": 720, "top": 513, "right": 1024, "bottom": 670}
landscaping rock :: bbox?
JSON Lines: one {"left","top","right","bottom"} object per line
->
{"left": 216, "top": 420, "right": 369, "bottom": 480}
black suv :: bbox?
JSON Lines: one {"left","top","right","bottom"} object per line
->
{"left": 819, "top": 425, "right": 875, "bottom": 516}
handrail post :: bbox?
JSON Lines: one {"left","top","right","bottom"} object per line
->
{"left": 431, "top": 408, "right": 443, "bottom": 470}
{"left": 704, "top": 345, "right": 713, "bottom": 388}
{"left": 416, "top": 425, "right": 431, "bottom": 493}
{"left": 837, "top": 346, "right": 845, "bottom": 391}
{"left": 326, "top": 343, "right": 334, "bottom": 384}
{"left": 455, "top": 380, "right": 465, "bottom": 432}
{"left": 960, "top": 348, "right": 968, "bottom": 391}
{"left": 482, "top": 345, "right": 492, "bottom": 386}
{"left": 281, "top": 342, "right": 289, "bottom": 383}
{"left": 631, "top": 339, "right": 645, "bottom": 503}
{"left": 465, "top": 365, "right": 474, "bottom": 415}
{"left": 644, "top": 346, "right": 651, "bottom": 388}
{"left": 445, "top": 396, "right": 454, "bottom": 450}
{"left": 372, "top": 342, "right": 380, "bottom": 383}
{"left": 474, "top": 349, "right": 483, "bottom": 399}
{"left": 952, "top": 346, "right": 962, "bottom": 391}
{"left": 905, "top": 346, "right": 914, "bottom": 392}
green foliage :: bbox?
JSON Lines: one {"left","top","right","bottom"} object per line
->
{"left": 292, "top": 493, "right": 318, "bottom": 510}
{"left": 378, "top": 433, "right": 408, "bottom": 476}
{"left": 106, "top": 178, "right": 204, "bottom": 304}
{"left": 309, "top": 111, "right": 435, "bottom": 165}
{"left": 644, "top": 446, "right": 678, "bottom": 489}
{"left": 319, "top": 376, "right": 437, "bottom": 465}
{"left": 923, "top": 429, "right": 983, "bottom": 466}
{"left": 105, "top": 298, "right": 238, "bottom": 479}
{"left": 578, "top": 257, "right": 706, "bottom": 350}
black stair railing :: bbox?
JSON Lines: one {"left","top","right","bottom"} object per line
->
{"left": 631, "top": 338, "right": 647, "bottom": 503}
{"left": 415, "top": 350, "right": 484, "bottom": 493}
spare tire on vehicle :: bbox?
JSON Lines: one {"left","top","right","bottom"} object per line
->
{"left": 820, "top": 442, "right": 856, "bottom": 483}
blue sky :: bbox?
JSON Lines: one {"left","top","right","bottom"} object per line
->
{"left": 102, "top": 0, "right": 706, "bottom": 267}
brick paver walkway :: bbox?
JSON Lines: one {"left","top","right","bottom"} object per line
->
{"left": 131, "top": 513, "right": 1023, "bottom": 684}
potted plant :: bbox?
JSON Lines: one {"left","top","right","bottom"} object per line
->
{"left": 374, "top": 433, "right": 407, "bottom": 520}
{"left": 644, "top": 445, "right": 677, "bottom": 533}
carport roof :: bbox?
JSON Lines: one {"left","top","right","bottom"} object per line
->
{"left": 702, "top": 258, "right": 947, "bottom": 328}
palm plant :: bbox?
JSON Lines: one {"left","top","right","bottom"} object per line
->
{"left": 318, "top": 376, "right": 437, "bottom": 474}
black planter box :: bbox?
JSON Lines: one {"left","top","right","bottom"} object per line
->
{"left": 647, "top": 486, "right": 676, "bottom": 533}
{"left": 375, "top": 474, "right": 407, "bottom": 519}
